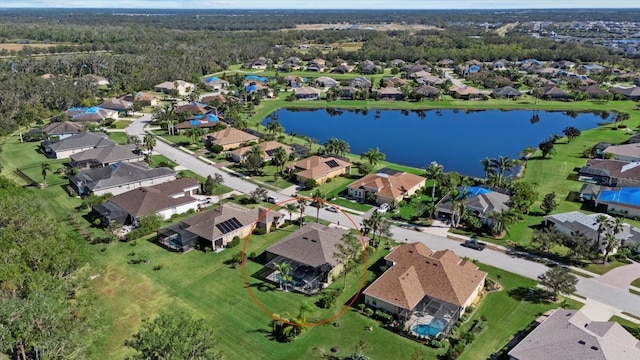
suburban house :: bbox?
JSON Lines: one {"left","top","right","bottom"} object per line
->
{"left": 315, "top": 76, "right": 339, "bottom": 88}
{"left": 154, "top": 80, "right": 195, "bottom": 96}
{"left": 175, "top": 102, "right": 215, "bottom": 116}
{"left": 156, "top": 203, "right": 285, "bottom": 252}
{"left": 339, "top": 86, "right": 359, "bottom": 99}
{"left": 82, "top": 74, "right": 109, "bottom": 86}
{"left": 595, "top": 187, "right": 640, "bottom": 219}
{"left": 69, "top": 161, "right": 176, "bottom": 196}
{"left": 404, "top": 64, "right": 431, "bottom": 77}
{"left": 492, "top": 86, "right": 523, "bottom": 99}
{"left": 293, "top": 87, "right": 321, "bottom": 100}
{"left": 264, "top": 223, "right": 359, "bottom": 294}
{"left": 229, "top": 141, "right": 293, "bottom": 163}
{"left": 307, "top": 59, "right": 327, "bottom": 72}
{"left": 98, "top": 98, "right": 133, "bottom": 114}
{"left": 288, "top": 155, "right": 352, "bottom": 185}
{"left": 609, "top": 86, "right": 640, "bottom": 101}
{"left": 92, "top": 178, "right": 201, "bottom": 226}
{"left": 120, "top": 92, "right": 158, "bottom": 106}
{"left": 42, "top": 132, "right": 115, "bottom": 159}
{"left": 201, "top": 76, "right": 229, "bottom": 90}
{"left": 242, "top": 57, "right": 270, "bottom": 70}
{"left": 578, "top": 159, "right": 640, "bottom": 187}
{"left": 544, "top": 211, "right": 640, "bottom": 251}
{"left": 347, "top": 170, "right": 426, "bottom": 205}
{"left": 449, "top": 85, "right": 483, "bottom": 100}
{"left": 42, "top": 121, "right": 84, "bottom": 140}
{"left": 415, "top": 74, "right": 444, "bottom": 86}
{"left": 414, "top": 84, "right": 440, "bottom": 99}
{"left": 602, "top": 144, "right": 640, "bottom": 162}
{"left": 69, "top": 144, "right": 142, "bottom": 169}
{"left": 376, "top": 87, "right": 404, "bottom": 100}
{"left": 349, "top": 77, "right": 372, "bottom": 88}
{"left": 582, "top": 85, "right": 609, "bottom": 99}
{"left": 542, "top": 86, "right": 569, "bottom": 100}
{"left": 363, "top": 242, "right": 487, "bottom": 338}
{"left": 204, "top": 127, "right": 259, "bottom": 150}
{"left": 435, "top": 187, "right": 511, "bottom": 226}
{"left": 508, "top": 308, "right": 640, "bottom": 360}
{"left": 382, "top": 77, "right": 407, "bottom": 87}
{"left": 65, "top": 107, "right": 119, "bottom": 123}
{"left": 174, "top": 114, "right": 220, "bottom": 133}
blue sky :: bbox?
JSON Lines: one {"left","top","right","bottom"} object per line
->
{"left": 1, "top": 1, "right": 639, "bottom": 9}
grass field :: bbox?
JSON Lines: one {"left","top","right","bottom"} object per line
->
{"left": 632, "top": 278, "right": 640, "bottom": 288}
{"left": 458, "top": 263, "right": 583, "bottom": 360}
{"left": 107, "top": 131, "right": 130, "bottom": 145}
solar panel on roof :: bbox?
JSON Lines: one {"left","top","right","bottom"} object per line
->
{"left": 325, "top": 160, "right": 339, "bottom": 168}
{"left": 265, "top": 149, "right": 278, "bottom": 157}
{"left": 215, "top": 217, "right": 243, "bottom": 234}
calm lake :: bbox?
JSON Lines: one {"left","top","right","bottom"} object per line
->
{"left": 264, "top": 108, "right": 613, "bottom": 178}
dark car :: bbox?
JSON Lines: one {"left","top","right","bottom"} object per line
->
{"left": 462, "top": 239, "right": 486, "bottom": 251}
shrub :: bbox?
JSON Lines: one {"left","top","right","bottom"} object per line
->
{"left": 326, "top": 177, "right": 332, "bottom": 183}
{"left": 304, "top": 178, "right": 318, "bottom": 190}
{"left": 252, "top": 227, "right": 266, "bottom": 235}
{"left": 227, "top": 236, "right": 241, "bottom": 248}
{"left": 465, "top": 305, "right": 475, "bottom": 314}
{"left": 319, "top": 289, "right": 342, "bottom": 309}
{"left": 288, "top": 152, "right": 297, "bottom": 161}
{"left": 153, "top": 263, "right": 165, "bottom": 271}
{"left": 364, "top": 308, "right": 374, "bottom": 317}
{"left": 358, "top": 303, "right": 366, "bottom": 312}
{"left": 210, "top": 144, "right": 224, "bottom": 154}
{"left": 249, "top": 251, "right": 257, "bottom": 259}
{"left": 430, "top": 340, "right": 445, "bottom": 348}
{"left": 204, "top": 246, "right": 211, "bottom": 253}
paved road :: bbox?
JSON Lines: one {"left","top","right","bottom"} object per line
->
{"left": 127, "top": 116, "right": 640, "bottom": 318}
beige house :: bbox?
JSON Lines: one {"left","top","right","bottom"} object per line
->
{"left": 348, "top": 171, "right": 426, "bottom": 205}
{"left": 154, "top": 80, "right": 195, "bottom": 96}
{"left": 264, "top": 223, "right": 364, "bottom": 294}
{"left": 288, "top": 155, "right": 352, "bottom": 184}
{"left": 363, "top": 242, "right": 486, "bottom": 337}
{"left": 121, "top": 92, "right": 159, "bottom": 106}
{"left": 204, "top": 127, "right": 259, "bottom": 150}
{"left": 602, "top": 144, "right": 640, "bottom": 162}
{"left": 156, "top": 203, "right": 285, "bottom": 252}
{"left": 229, "top": 141, "right": 293, "bottom": 163}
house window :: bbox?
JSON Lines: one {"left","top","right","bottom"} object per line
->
{"left": 372, "top": 300, "right": 377, "bottom": 306}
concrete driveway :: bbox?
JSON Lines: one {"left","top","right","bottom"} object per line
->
{"left": 594, "top": 261, "right": 640, "bottom": 290}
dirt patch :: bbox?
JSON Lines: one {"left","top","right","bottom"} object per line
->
{"left": 0, "top": 43, "right": 57, "bottom": 51}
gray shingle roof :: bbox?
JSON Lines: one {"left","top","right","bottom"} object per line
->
{"left": 70, "top": 162, "right": 175, "bottom": 193}
{"left": 509, "top": 309, "right": 640, "bottom": 360}
{"left": 106, "top": 178, "right": 200, "bottom": 218}
{"left": 45, "top": 132, "right": 114, "bottom": 152}
{"left": 69, "top": 144, "right": 140, "bottom": 165}
{"left": 42, "top": 121, "right": 84, "bottom": 136}
{"left": 265, "top": 223, "right": 350, "bottom": 268}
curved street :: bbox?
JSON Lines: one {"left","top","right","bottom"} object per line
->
{"left": 127, "top": 115, "right": 640, "bottom": 320}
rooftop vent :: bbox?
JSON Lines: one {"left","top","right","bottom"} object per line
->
{"left": 590, "top": 346, "right": 599, "bottom": 351}
{"left": 578, "top": 340, "right": 586, "bottom": 345}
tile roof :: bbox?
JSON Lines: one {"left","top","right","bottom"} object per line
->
{"left": 69, "top": 144, "right": 140, "bottom": 165}
{"left": 293, "top": 87, "right": 321, "bottom": 96}
{"left": 580, "top": 159, "right": 640, "bottom": 180}
{"left": 508, "top": 309, "right": 640, "bottom": 360}
{"left": 265, "top": 223, "right": 352, "bottom": 268}
{"left": 348, "top": 172, "right": 426, "bottom": 201}
{"left": 107, "top": 178, "right": 200, "bottom": 218}
{"left": 436, "top": 187, "right": 510, "bottom": 217}
{"left": 175, "top": 102, "right": 214, "bottom": 115}
{"left": 363, "top": 243, "right": 487, "bottom": 309}
{"left": 205, "top": 127, "right": 259, "bottom": 147}
{"left": 230, "top": 141, "right": 292, "bottom": 160}
{"left": 45, "top": 132, "right": 114, "bottom": 152}
{"left": 288, "top": 155, "right": 352, "bottom": 181}
{"left": 98, "top": 98, "right": 133, "bottom": 111}
{"left": 603, "top": 143, "right": 640, "bottom": 159}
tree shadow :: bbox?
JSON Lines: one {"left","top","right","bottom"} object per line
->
{"left": 508, "top": 287, "right": 552, "bottom": 304}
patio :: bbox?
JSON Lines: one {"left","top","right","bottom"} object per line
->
{"left": 401, "top": 296, "right": 460, "bottom": 340}
{"left": 264, "top": 255, "right": 331, "bottom": 295}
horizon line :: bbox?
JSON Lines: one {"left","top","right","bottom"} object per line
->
{"left": 1, "top": 7, "right": 640, "bottom": 10}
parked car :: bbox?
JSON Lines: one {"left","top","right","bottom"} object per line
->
{"left": 326, "top": 206, "right": 339, "bottom": 213}
{"left": 376, "top": 203, "right": 390, "bottom": 213}
{"left": 462, "top": 239, "right": 486, "bottom": 251}
{"left": 266, "top": 195, "right": 279, "bottom": 204}
{"left": 198, "top": 197, "right": 213, "bottom": 204}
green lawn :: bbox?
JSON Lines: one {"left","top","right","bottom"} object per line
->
{"left": 110, "top": 120, "right": 131, "bottom": 129}
{"left": 631, "top": 278, "right": 640, "bottom": 288}
{"left": 295, "top": 175, "right": 373, "bottom": 212}
{"left": 108, "top": 131, "right": 129, "bottom": 145}
{"left": 458, "top": 263, "right": 583, "bottom": 360}
{"left": 583, "top": 260, "right": 629, "bottom": 275}
{"left": 231, "top": 164, "right": 294, "bottom": 190}
{"left": 87, "top": 228, "right": 435, "bottom": 360}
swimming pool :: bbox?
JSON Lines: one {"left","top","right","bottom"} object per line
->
{"left": 412, "top": 318, "right": 447, "bottom": 337}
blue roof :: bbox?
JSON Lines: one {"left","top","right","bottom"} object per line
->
{"left": 246, "top": 85, "right": 258, "bottom": 92}
{"left": 191, "top": 114, "right": 218, "bottom": 123}
{"left": 464, "top": 186, "right": 493, "bottom": 197}
{"left": 85, "top": 107, "right": 101, "bottom": 114}
{"left": 206, "top": 76, "right": 220, "bottom": 82}
{"left": 598, "top": 188, "right": 640, "bottom": 207}
{"left": 469, "top": 65, "right": 480, "bottom": 72}
{"left": 245, "top": 75, "right": 268, "bottom": 82}
{"left": 190, "top": 120, "right": 201, "bottom": 126}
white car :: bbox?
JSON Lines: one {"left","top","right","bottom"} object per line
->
{"left": 326, "top": 206, "right": 339, "bottom": 213}
{"left": 376, "top": 203, "right": 390, "bottom": 213}
{"left": 266, "top": 196, "right": 279, "bottom": 204}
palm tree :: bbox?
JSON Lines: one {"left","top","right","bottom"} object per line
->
{"left": 274, "top": 261, "right": 292, "bottom": 291}
{"left": 424, "top": 161, "right": 444, "bottom": 199}
{"left": 41, "top": 162, "right": 51, "bottom": 186}
{"left": 270, "top": 146, "right": 288, "bottom": 175}
{"left": 185, "top": 127, "right": 205, "bottom": 147}
{"left": 127, "top": 135, "right": 142, "bottom": 149}
{"left": 143, "top": 134, "right": 156, "bottom": 163}
{"left": 490, "top": 156, "right": 514, "bottom": 187}
{"left": 297, "top": 198, "right": 307, "bottom": 227}
{"left": 266, "top": 119, "right": 284, "bottom": 136}
{"left": 311, "top": 189, "right": 325, "bottom": 223}
{"left": 488, "top": 209, "right": 519, "bottom": 237}
{"left": 593, "top": 214, "right": 611, "bottom": 250}
{"left": 448, "top": 187, "right": 468, "bottom": 228}
{"left": 602, "top": 233, "right": 620, "bottom": 264}
{"left": 284, "top": 203, "right": 298, "bottom": 224}
{"left": 360, "top": 148, "right": 386, "bottom": 167}
{"left": 480, "top": 157, "right": 493, "bottom": 184}
{"left": 296, "top": 301, "right": 313, "bottom": 325}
